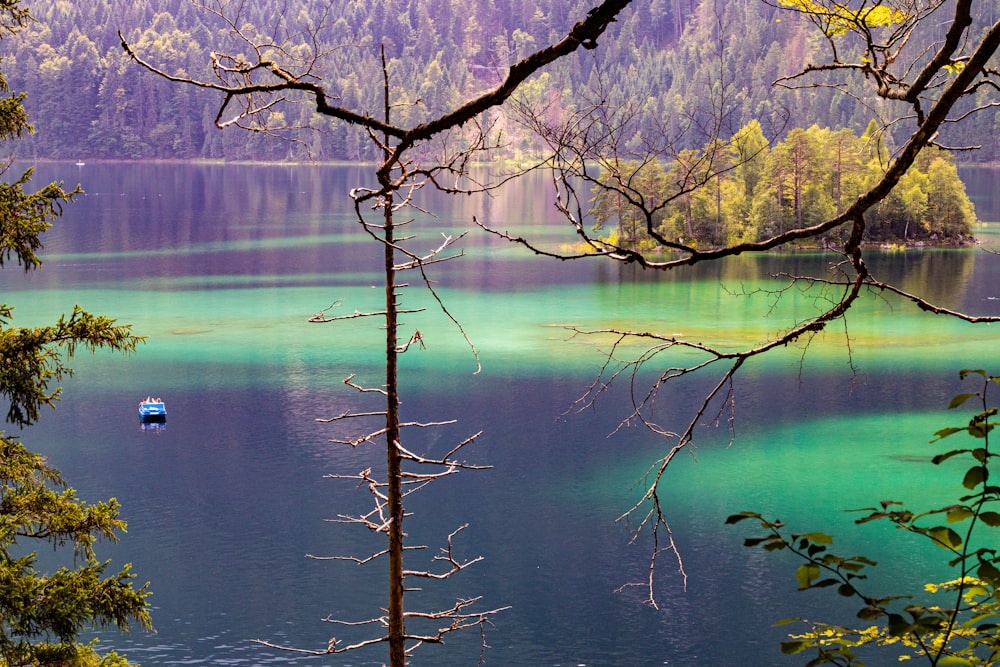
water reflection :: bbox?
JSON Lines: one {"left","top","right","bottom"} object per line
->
{"left": 960, "top": 165, "right": 1000, "bottom": 222}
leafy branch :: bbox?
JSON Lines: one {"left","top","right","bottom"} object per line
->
{"left": 728, "top": 369, "right": 1000, "bottom": 666}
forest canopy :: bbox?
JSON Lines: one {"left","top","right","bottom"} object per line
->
{"left": 590, "top": 121, "right": 978, "bottom": 249}
{"left": 4, "top": 0, "right": 1000, "bottom": 163}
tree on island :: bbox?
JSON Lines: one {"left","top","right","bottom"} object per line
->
{"left": 0, "top": 2, "right": 151, "bottom": 665}
{"left": 588, "top": 123, "right": 977, "bottom": 250}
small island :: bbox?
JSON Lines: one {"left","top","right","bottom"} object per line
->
{"left": 589, "top": 120, "right": 977, "bottom": 252}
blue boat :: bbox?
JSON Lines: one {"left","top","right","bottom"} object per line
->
{"left": 139, "top": 397, "right": 167, "bottom": 421}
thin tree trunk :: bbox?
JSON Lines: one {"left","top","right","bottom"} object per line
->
{"left": 380, "top": 45, "right": 406, "bottom": 667}
{"left": 835, "top": 141, "right": 842, "bottom": 216}
{"left": 716, "top": 173, "right": 722, "bottom": 233}
{"left": 385, "top": 194, "right": 405, "bottom": 667}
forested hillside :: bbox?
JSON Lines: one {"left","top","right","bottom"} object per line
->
{"left": 4, "top": 0, "right": 1000, "bottom": 162}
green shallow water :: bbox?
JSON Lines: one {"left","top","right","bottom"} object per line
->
{"left": 9, "top": 273, "right": 993, "bottom": 375}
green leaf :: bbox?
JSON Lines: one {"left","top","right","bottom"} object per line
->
{"left": 773, "top": 618, "right": 802, "bottom": 627}
{"left": 964, "top": 584, "right": 990, "bottom": 598}
{"left": 886, "top": 613, "right": 909, "bottom": 636}
{"left": 807, "top": 543, "right": 827, "bottom": 557}
{"left": 932, "top": 449, "right": 968, "bottom": 464}
{"left": 794, "top": 532, "right": 833, "bottom": 545}
{"left": 969, "top": 423, "right": 995, "bottom": 438}
{"left": 979, "top": 511, "right": 1000, "bottom": 527}
{"left": 746, "top": 534, "right": 788, "bottom": 550}
{"left": 932, "top": 429, "right": 964, "bottom": 443}
{"left": 946, "top": 506, "right": 975, "bottom": 523}
{"left": 929, "top": 526, "right": 963, "bottom": 550}
{"left": 961, "top": 369, "right": 987, "bottom": 380}
{"left": 963, "top": 466, "right": 987, "bottom": 490}
{"left": 938, "top": 657, "right": 975, "bottom": 666}
{"left": 858, "top": 606, "right": 884, "bottom": 621}
{"left": 795, "top": 563, "right": 821, "bottom": 589}
{"left": 780, "top": 640, "right": 812, "bottom": 655}
{"left": 978, "top": 560, "right": 1000, "bottom": 585}
{"left": 949, "top": 393, "right": 979, "bottom": 409}
{"left": 839, "top": 561, "right": 868, "bottom": 573}
{"left": 725, "top": 511, "right": 762, "bottom": 524}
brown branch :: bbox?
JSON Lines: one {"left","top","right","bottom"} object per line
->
{"left": 871, "top": 279, "right": 1000, "bottom": 322}
{"left": 403, "top": 525, "right": 484, "bottom": 580}
{"left": 308, "top": 302, "right": 424, "bottom": 323}
{"left": 396, "top": 329, "right": 425, "bottom": 353}
{"left": 254, "top": 634, "right": 387, "bottom": 655}
{"left": 389, "top": 0, "right": 633, "bottom": 145}
{"left": 395, "top": 436, "right": 491, "bottom": 471}
{"left": 315, "top": 410, "right": 386, "bottom": 424}
{"left": 342, "top": 374, "right": 388, "bottom": 397}
{"left": 308, "top": 544, "right": 426, "bottom": 565}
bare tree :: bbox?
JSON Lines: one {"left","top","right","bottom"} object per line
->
{"left": 483, "top": 0, "right": 1000, "bottom": 606}
{"left": 121, "top": 1, "right": 636, "bottom": 665}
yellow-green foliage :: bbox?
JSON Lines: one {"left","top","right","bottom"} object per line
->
{"left": 777, "top": 0, "right": 908, "bottom": 37}
{"left": 589, "top": 122, "right": 977, "bottom": 252}
{"left": 2, "top": 641, "right": 135, "bottom": 667}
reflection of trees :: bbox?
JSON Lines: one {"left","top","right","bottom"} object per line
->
{"left": 591, "top": 253, "right": 851, "bottom": 287}
{"left": 959, "top": 166, "right": 1000, "bottom": 223}
{"left": 870, "top": 249, "right": 976, "bottom": 311}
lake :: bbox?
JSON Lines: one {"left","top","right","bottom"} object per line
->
{"left": 3, "top": 161, "right": 1000, "bottom": 666}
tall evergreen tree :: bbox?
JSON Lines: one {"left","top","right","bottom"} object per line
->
{"left": 0, "top": 2, "right": 151, "bottom": 664}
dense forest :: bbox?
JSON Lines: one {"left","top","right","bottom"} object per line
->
{"left": 591, "top": 121, "right": 977, "bottom": 248}
{"left": 4, "top": 0, "right": 1000, "bottom": 163}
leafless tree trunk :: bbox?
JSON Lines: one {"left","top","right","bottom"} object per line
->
{"left": 377, "top": 48, "right": 407, "bottom": 666}
{"left": 120, "top": 2, "right": 636, "bottom": 664}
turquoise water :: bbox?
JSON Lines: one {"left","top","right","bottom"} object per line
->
{"left": 2, "top": 162, "right": 1000, "bottom": 665}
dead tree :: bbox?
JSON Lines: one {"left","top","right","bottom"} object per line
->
{"left": 120, "top": 1, "right": 636, "bottom": 665}
{"left": 484, "top": 0, "right": 1000, "bottom": 606}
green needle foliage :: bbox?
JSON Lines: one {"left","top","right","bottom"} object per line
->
{"left": 728, "top": 369, "right": 1000, "bottom": 666}
{"left": 0, "top": 2, "right": 151, "bottom": 664}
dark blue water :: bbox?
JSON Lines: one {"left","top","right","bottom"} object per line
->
{"left": 3, "top": 162, "right": 1000, "bottom": 666}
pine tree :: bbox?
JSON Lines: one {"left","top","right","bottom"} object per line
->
{"left": 0, "top": 2, "right": 152, "bottom": 664}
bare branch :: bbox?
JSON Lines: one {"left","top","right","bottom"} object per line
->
{"left": 869, "top": 277, "right": 1000, "bottom": 323}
